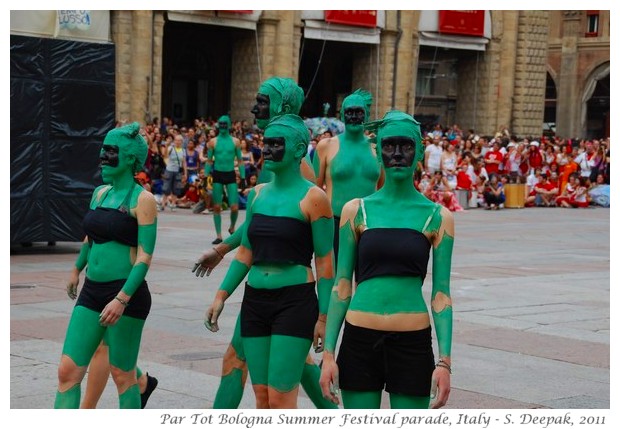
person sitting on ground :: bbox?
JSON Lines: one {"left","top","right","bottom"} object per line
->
{"left": 483, "top": 174, "right": 505, "bottom": 210}
{"left": 528, "top": 173, "right": 558, "bottom": 207}
{"left": 177, "top": 179, "right": 201, "bottom": 209}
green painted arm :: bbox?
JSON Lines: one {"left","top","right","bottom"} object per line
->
{"left": 311, "top": 216, "right": 335, "bottom": 314}
{"left": 431, "top": 223, "right": 454, "bottom": 359}
{"left": 74, "top": 241, "right": 90, "bottom": 271}
{"left": 121, "top": 222, "right": 157, "bottom": 296}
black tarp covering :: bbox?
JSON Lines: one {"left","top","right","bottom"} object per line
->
{"left": 10, "top": 35, "right": 115, "bottom": 243}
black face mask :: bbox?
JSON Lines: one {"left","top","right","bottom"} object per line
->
{"left": 262, "top": 137, "right": 286, "bottom": 162}
{"left": 343, "top": 107, "right": 365, "bottom": 125}
{"left": 251, "top": 93, "right": 270, "bottom": 120}
{"left": 218, "top": 122, "right": 229, "bottom": 131}
{"left": 100, "top": 144, "right": 120, "bottom": 167}
{"left": 381, "top": 137, "right": 416, "bottom": 168}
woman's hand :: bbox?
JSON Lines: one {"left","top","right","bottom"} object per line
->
{"left": 66, "top": 269, "right": 80, "bottom": 300}
{"left": 319, "top": 352, "right": 340, "bottom": 405}
{"left": 192, "top": 248, "right": 225, "bottom": 277}
{"left": 99, "top": 297, "right": 127, "bottom": 327}
{"left": 204, "top": 298, "right": 225, "bottom": 332}
{"left": 313, "top": 315, "right": 326, "bottom": 353}
{"left": 429, "top": 366, "right": 451, "bottom": 408}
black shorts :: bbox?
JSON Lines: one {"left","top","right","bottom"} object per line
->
{"left": 76, "top": 278, "right": 151, "bottom": 320}
{"left": 212, "top": 169, "right": 237, "bottom": 185}
{"left": 240, "top": 282, "right": 318, "bottom": 341}
{"left": 337, "top": 322, "right": 435, "bottom": 396}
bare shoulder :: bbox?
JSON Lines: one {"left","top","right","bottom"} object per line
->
{"left": 137, "top": 187, "right": 157, "bottom": 209}
{"left": 304, "top": 185, "right": 333, "bottom": 220}
{"left": 438, "top": 205, "right": 455, "bottom": 234}
{"left": 341, "top": 198, "right": 361, "bottom": 220}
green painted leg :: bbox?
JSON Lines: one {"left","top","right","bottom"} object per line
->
{"left": 214, "top": 213, "right": 222, "bottom": 237}
{"left": 389, "top": 392, "right": 430, "bottom": 409}
{"left": 230, "top": 210, "right": 239, "bottom": 232}
{"left": 213, "top": 316, "right": 246, "bottom": 409}
{"left": 213, "top": 367, "right": 245, "bottom": 409}
{"left": 119, "top": 384, "right": 141, "bottom": 409}
{"left": 54, "top": 383, "right": 81, "bottom": 409}
{"left": 341, "top": 389, "right": 382, "bottom": 409}
{"left": 300, "top": 362, "right": 339, "bottom": 409}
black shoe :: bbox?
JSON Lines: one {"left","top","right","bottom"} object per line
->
{"left": 141, "top": 373, "right": 158, "bottom": 409}
{"left": 212, "top": 238, "right": 223, "bottom": 244}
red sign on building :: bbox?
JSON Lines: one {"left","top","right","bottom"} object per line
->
{"left": 438, "top": 10, "right": 485, "bottom": 37}
{"left": 325, "top": 10, "right": 377, "bottom": 28}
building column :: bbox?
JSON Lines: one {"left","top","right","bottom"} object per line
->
{"left": 129, "top": 11, "right": 152, "bottom": 124}
{"left": 555, "top": 11, "right": 581, "bottom": 138}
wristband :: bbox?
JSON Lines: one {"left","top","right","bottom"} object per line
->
{"left": 115, "top": 296, "right": 129, "bottom": 307}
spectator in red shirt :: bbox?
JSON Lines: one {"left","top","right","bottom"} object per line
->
{"left": 529, "top": 173, "right": 558, "bottom": 207}
{"left": 527, "top": 141, "right": 543, "bottom": 172}
{"left": 484, "top": 141, "right": 503, "bottom": 176}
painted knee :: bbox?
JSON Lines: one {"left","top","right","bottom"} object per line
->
{"left": 222, "top": 345, "right": 248, "bottom": 378}
{"left": 110, "top": 365, "right": 137, "bottom": 394}
{"left": 253, "top": 385, "right": 269, "bottom": 409}
{"left": 268, "top": 386, "right": 299, "bottom": 409}
{"left": 57, "top": 355, "right": 86, "bottom": 389}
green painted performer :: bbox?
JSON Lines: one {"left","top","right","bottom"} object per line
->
{"left": 55, "top": 122, "right": 157, "bottom": 408}
{"left": 193, "top": 77, "right": 337, "bottom": 409}
{"left": 312, "top": 88, "right": 384, "bottom": 265}
{"left": 205, "top": 114, "right": 334, "bottom": 408}
{"left": 319, "top": 110, "right": 454, "bottom": 409}
{"left": 204, "top": 115, "right": 245, "bottom": 244}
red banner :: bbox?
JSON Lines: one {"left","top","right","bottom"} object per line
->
{"left": 438, "top": 10, "right": 485, "bottom": 37}
{"left": 325, "top": 10, "right": 377, "bottom": 28}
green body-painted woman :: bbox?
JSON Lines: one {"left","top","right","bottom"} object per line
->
{"left": 55, "top": 122, "right": 158, "bottom": 408}
{"left": 313, "top": 88, "right": 384, "bottom": 264}
{"left": 205, "top": 114, "right": 334, "bottom": 408}
{"left": 194, "top": 77, "right": 336, "bottom": 409}
{"left": 319, "top": 110, "right": 454, "bottom": 409}
{"left": 204, "top": 115, "right": 245, "bottom": 244}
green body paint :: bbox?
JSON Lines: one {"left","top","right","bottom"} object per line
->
{"left": 57, "top": 122, "right": 154, "bottom": 409}
{"left": 75, "top": 241, "right": 90, "bottom": 271}
{"left": 242, "top": 335, "right": 312, "bottom": 392}
{"left": 323, "top": 111, "right": 453, "bottom": 408}
{"left": 341, "top": 390, "right": 430, "bottom": 409}
{"left": 54, "top": 383, "right": 81, "bottom": 409}
{"left": 118, "top": 384, "right": 140, "bottom": 408}
{"left": 431, "top": 231, "right": 454, "bottom": 357}
{"left": 328, "top": 138, "right": 380, "bottom": 217}
{"left": 349, "top": 276, "right": 427, "bottom": 314}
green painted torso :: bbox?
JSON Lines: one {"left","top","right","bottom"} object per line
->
{"left": 329, "top": 135, "right": 380, "bottom": 217}
{"left": 86, "top": 184, "right": 143, "bottom": 282}
{"left": 348, "top": 193, "right": 441, "bottom": 316}
{"left": 213, "top": 135, "right": 237, "bottom": 172}
{"left": 247, "top": 179, "right": 316, "bottom": 289}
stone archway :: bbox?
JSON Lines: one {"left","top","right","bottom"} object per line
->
{"left": 581, "top": 61, "right": 610, "bottom": 138}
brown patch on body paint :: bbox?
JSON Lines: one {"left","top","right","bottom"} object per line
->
{"left": 432, "top": 291, "right": 452, "bottom": 313}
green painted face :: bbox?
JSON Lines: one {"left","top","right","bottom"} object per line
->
{"left": 377, "top": 111, "right": 423, "bottom": 163}
{"left": 262, "top": 114, "right": 309, "bottom": 173}
{"left": 255, "top": 77, "right": 305, "bottom": 130}
{"left": 99, "top": 122, "right": 147, "bottom": 184}
{"left": 217, "top": 115, "right": 231, "bottom": 136}
{"left": 340, "top": 89, "right": 372, "bottom": 132}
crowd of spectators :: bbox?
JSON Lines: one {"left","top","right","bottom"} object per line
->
{"left": 415, "top": 123, "right": 610, "bottom": 211}
{"left": 126, "top": 116, "right": 610, "bottom": 214}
